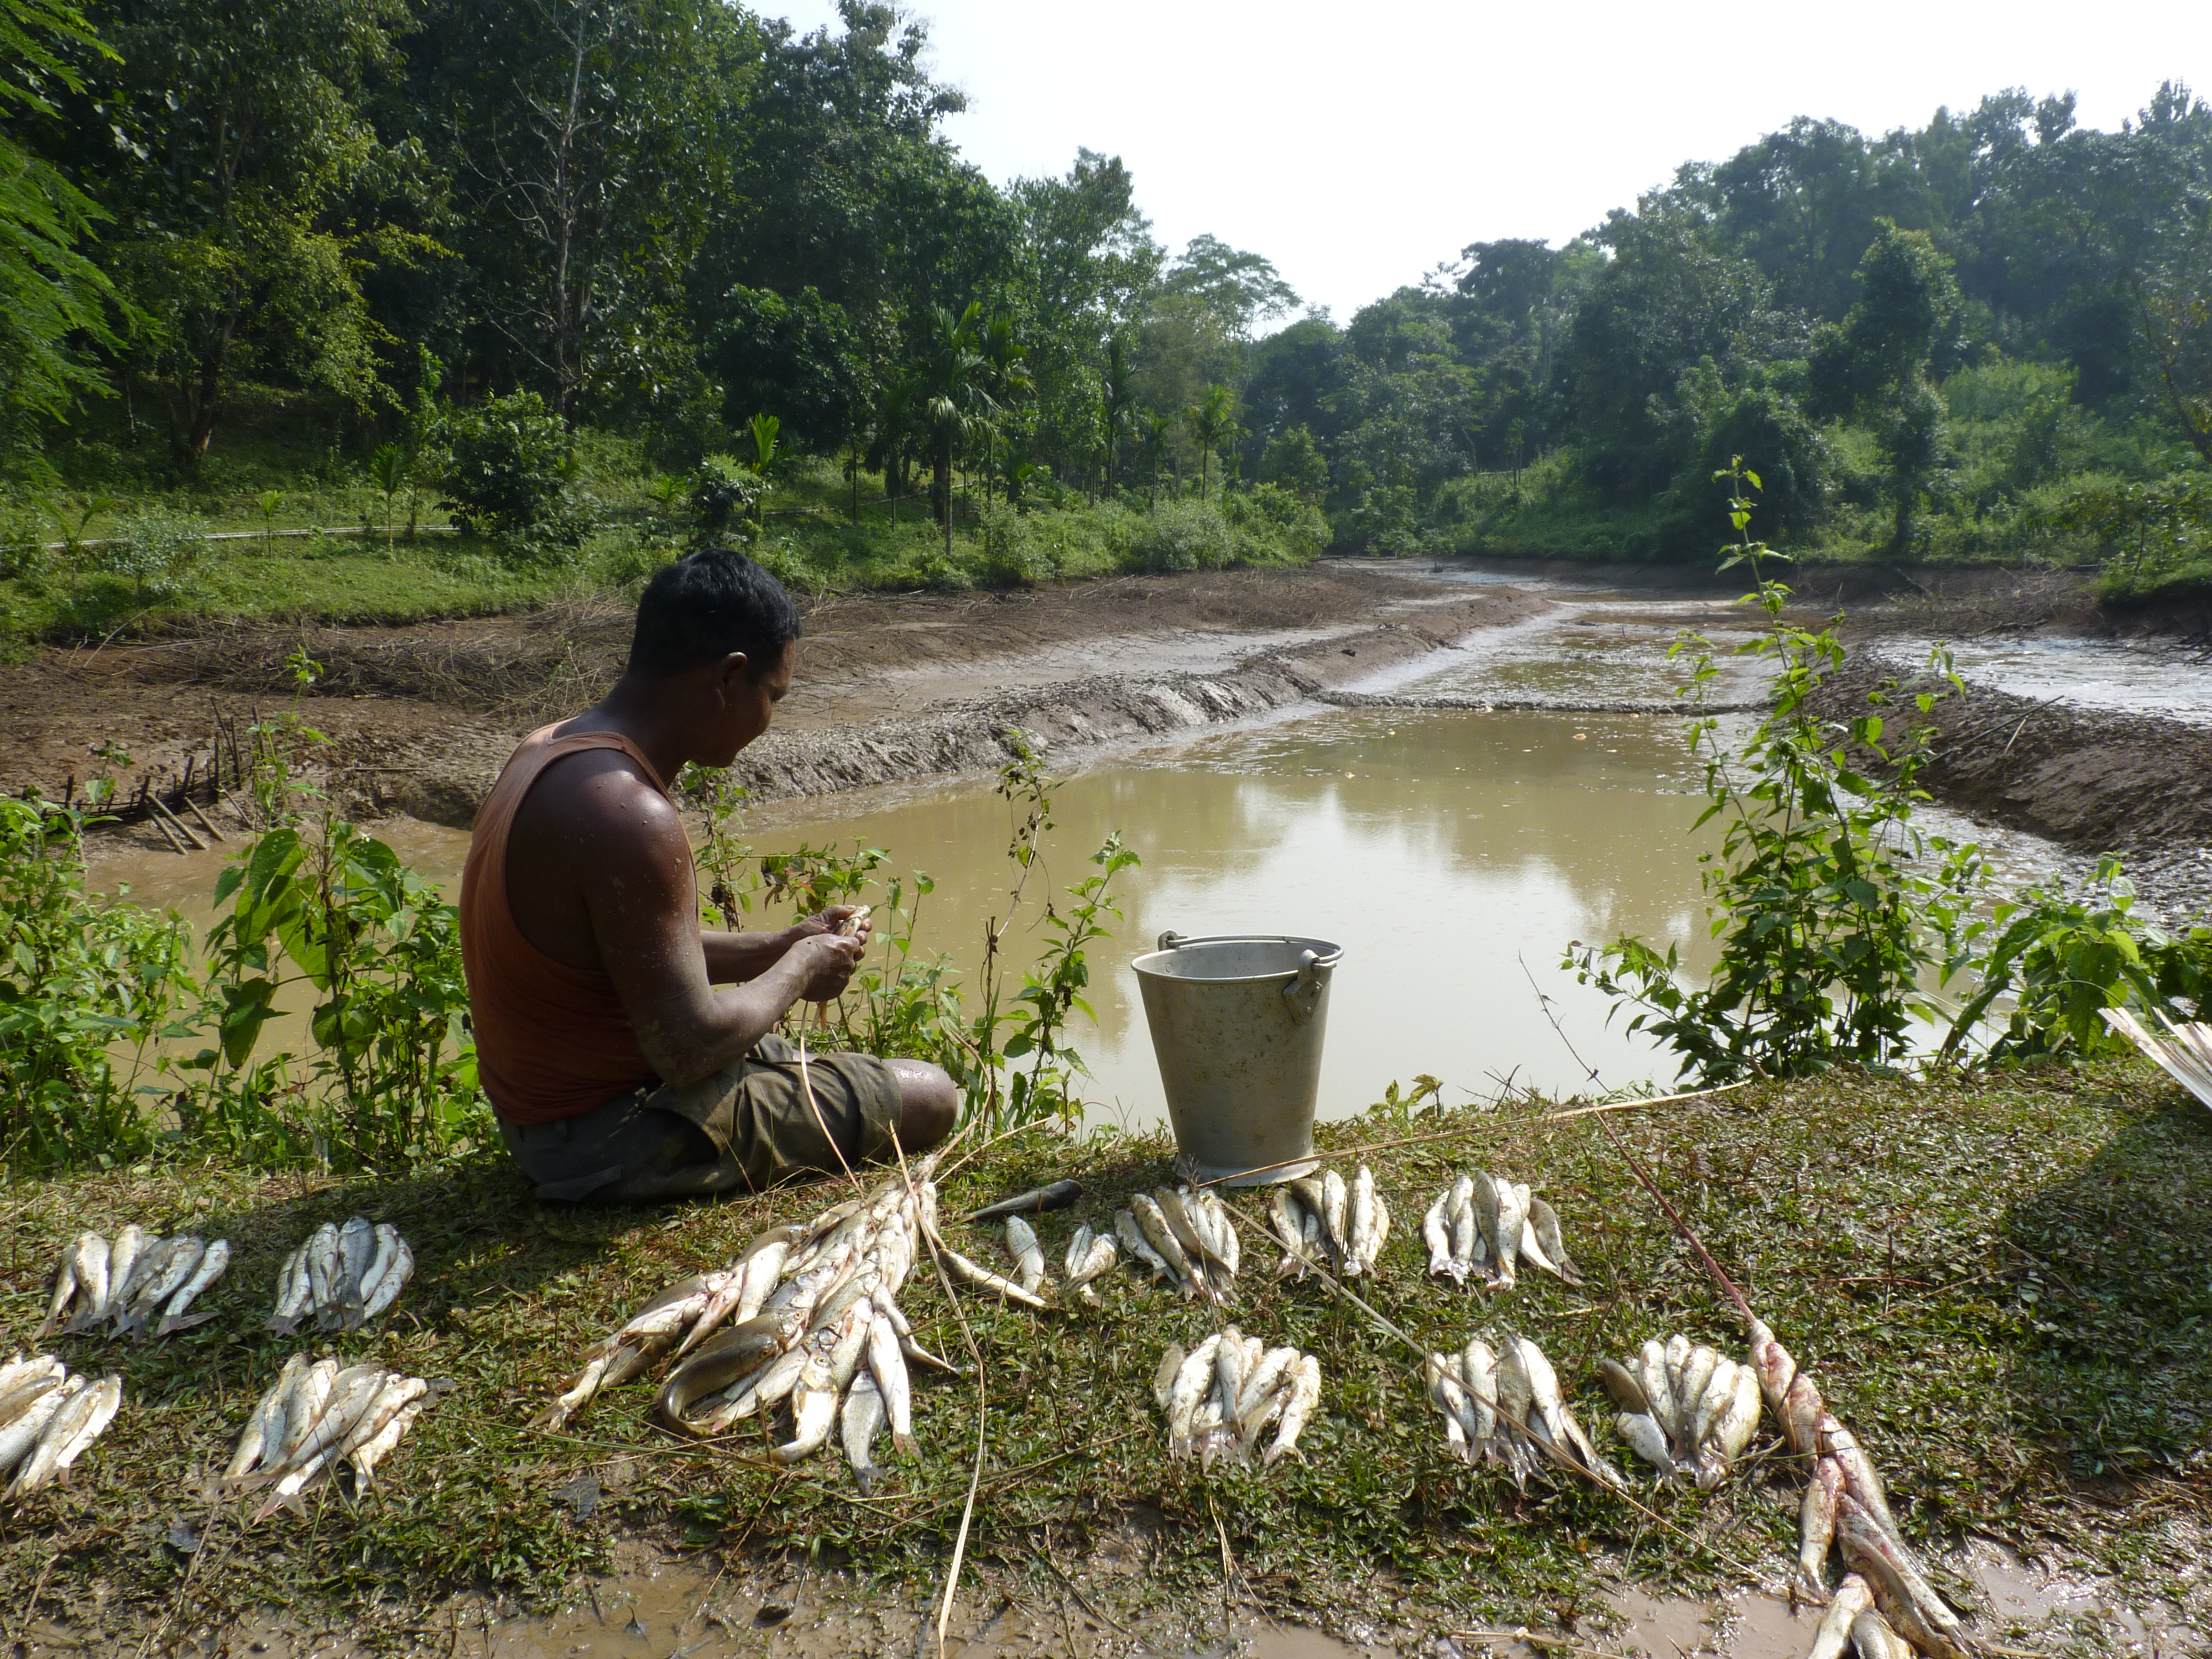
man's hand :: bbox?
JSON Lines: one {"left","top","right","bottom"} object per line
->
{"left": 788, "top": 926, "right": 866, "bottom": 1003}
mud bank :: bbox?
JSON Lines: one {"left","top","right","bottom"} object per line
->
{"left": 335, "top": 587, "right": 1548, "bottom": 825}
{"left": 1812, "top": 654, "right": 2212, "bottom": 919}
{"left": 2, "top": 565, "right": 1548, "bottom": 833}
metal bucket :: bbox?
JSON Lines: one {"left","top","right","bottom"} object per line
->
{"left": 1131, "top": 932, "right": 1342, "bottom": 1187}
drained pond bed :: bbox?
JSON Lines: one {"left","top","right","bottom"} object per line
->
{"left": 1, "top": 1060, "right": 2206, "bottom": 1655}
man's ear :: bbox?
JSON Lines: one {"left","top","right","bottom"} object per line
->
{"left": 711, "top": 650, "right": 753, "bottom": 703}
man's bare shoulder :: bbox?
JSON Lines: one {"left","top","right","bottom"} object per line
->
{"left": 512, "top": 744, "right": 688, "bottom": 860}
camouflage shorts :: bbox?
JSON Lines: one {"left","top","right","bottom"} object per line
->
{"left": 495, "top": 1034, "right": 904, "bottom": 1204}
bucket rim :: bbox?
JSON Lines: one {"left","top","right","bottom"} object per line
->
{"left": 1130, "top": 933, "right": 1344, "bottom": 984}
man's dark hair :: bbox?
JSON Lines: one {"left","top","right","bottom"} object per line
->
{"left": 627, "top": 547, "right": 803, "bottom": 679}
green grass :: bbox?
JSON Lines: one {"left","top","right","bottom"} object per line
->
{"left": 2, "top": 392, "right": 1323, "bottom": 648}
{"left": 2, "top": 1060, "right": 2205, "bottom": 1645}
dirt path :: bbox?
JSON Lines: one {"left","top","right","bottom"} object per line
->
{"left": 2, "top": 564, "right": 1549, "bottom": 829}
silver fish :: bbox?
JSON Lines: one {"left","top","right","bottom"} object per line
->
{"left": 0, "top": 1362, "right": 63, "bottom": 1434}
{"left": 1448, "top": 1176, "right": 1481, "bottom": 1280}
{"left": 1199, "top": 1190, "right": 1240, "bottom": 1275}
{"left": 1063, "top": 1225, "right": 1119, "bottom": 1304}
{"left": 268, "top": 1248, "right": 312, "bottom": 1334}
{"left": 1526, "top": 1197, "right": 1582, "bottom": 1284}
{"left": 60, "top": 1233, "right": 110, "bottom": 1334}
{"left": 1152, "top": 1344, "right": 1185, "bottom": 1411}
{"left": 1318, "top": 1170, "right": 1349, "bottom": 1262}
{"left": 228, "top": 1355, "right": 310, "bottom": 1484}
{"left": 867, "top": 1312, "right": 915, "bottom": 1455}
{"left": 7, "top": 1376, "right": 105, "bottom": 1498}
{"left": 1004, "top": 1216, "right": 1047, "bottom": 1296}
{"left": 360, "top": 1230, "right": 414, "bottom": 1324}
{"left": 841, "top": 1371, "right": 887, "bottom": 1493}
{"left": 1130, "top": 1195, "right": 1200, "bottom": 1299}
{"left": 1635, "top": 1339, "right": 1676, "bottom": 1444}
{"left": 0, "top": 1378, "right": 81, "bottom": 1480}
{"left": 1701, "top": 1363, "right": 1762, "bottom": 1488}
{"left": 1616, "top": 1411, "right": 1677, "bottom": 1474}
{"left": 273, "top": 1360, "right": 340, "bottom": 1465}
{"left": 334, "top": 1218, "right": 377, "bottom": 1322}
{"left": 1166, "top": 1335, "right": 1222, "bottom": 1458}
{"left": 1347, "top": 1166, "right": 1379, "bottom": 1275}
{"left": 302, "top": 1224, "right": 342, "bottom": 1328}
{"left": 1819, "top": 1413, "right": 1901, "bottom": 1542}
{"left": 1676, "top": 1345, "right": 1721, "bottom": 1447}
{"left": 935, "top": 1244, "right": 1050, "bottom": 1309}
{"left": 1459, "top": 1339, "right": 1501, "bottom": 1453}
{"left": 1598, "top": 1358, "right": 1650, "bottom": 1416}
{"left": 774, "top": 1344, "right": 841, "bottom": 1464}
{"left": 350, "top": 1397, "right": 426, "bottom": 1489}
{"left": 158, "top": 1238, "right": 231, "bottom": 1335}
{"left": 1427, "top": 1354, "right": 1478, "bottom": 1462}
{"left": 1423, "top": 1192, "right": 1453, "bottom": 1280}
{"left": 1472, "top": 1174, "right": 1511, "bottom": 1289}
{"left": 1115, "top": 1209, "right": 1171, "bottom": 1282}
{"left": 39, "top": 1375, "right": 121, "bottom": 1487}
{"left": 39, "top": 1246, "right": 79, "bottom": 1339}
{"left": 1808, "top": 1576, "right": 1876, "bottom": 1659}
{"left": 1263, "top": 1355, "right": 1321, "bottom": 1465}
{"left": 103, "top": 1226, "right": 148, "bottom": 1321}
{"left": 1835, "top": 1503, "right": 1971, "bottom": 1659}
{"left": 1850, "top": 1609, "right": 1914, "bottom": 1659}
{"left": 1798, "top": 1455, "right": 1847, "bottom": 1604}
{"left": 123, "top": 1237, "right": 205, "bottom": 1337}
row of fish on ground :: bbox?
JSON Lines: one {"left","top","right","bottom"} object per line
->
{"left": 222, "top": 1354, "right": 442, "bottom": 1519}
{"left": 38, "top": 1218, "right": 416, "bottom": 1344}
{"left": 13, "top": 1218, "right": 419, "bottom": 1513}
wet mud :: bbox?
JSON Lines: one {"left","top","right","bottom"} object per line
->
{"left": 1811, "top": 654, "right": 2212, "bottom": 921}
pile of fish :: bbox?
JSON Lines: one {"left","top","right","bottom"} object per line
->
{"left": 1115, "top": 1186, "right": 1244, "bottom": 1302}
{"left": 1153, "top": 1329, "right": 1320, "bottom": 1469}
{"left": 40, "top": 1228, "right": 232, "bottom": 1340}
{"left": 268, "top": 1218, "right": 415, "bottom": 1334}
{"left": 1750, "top": 1317, "right": 1973, "bottom": 1659}
{"left": 538, "top": 1159, "right": 966, "bottom": 1490}
{"left": 223, "top": 1355, "right": 435, "bottom": 1519}
{"left": 1422, "top": 1331, "right": 1622, "bottom": 1490}
{"left": 1597, "top": 1334, "right": 1761, "bottom": 1488}
{"left": 0, "top": 1355, "right": 122, "bottom": 1502}
{"left": 1421, "top": 1171, "right": 1582, "bottom": 1290}
{"left": 1264, "top": 1166, "right": 1389, "bottom": 1280}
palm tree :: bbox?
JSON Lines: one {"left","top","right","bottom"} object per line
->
{"left": 865, "top": 375, "right": 920, "bottom": 522}
{"left": 1184, "top": 384, "right": 1243, "bottom": 503}
{"left": 1135, "top": 411, "right": 1175, "bottom": 509}
{"left": 1099, "top": 332, "right": 1137, "bottom": 496}
{"left": 917, "top": 301, "right": 988, "bottom": 559}
{"left": 747, "top": 413, "right": 782, "bottom": 524}
{"left": 978, "top": 312, "right": 1032, "bottom": 506}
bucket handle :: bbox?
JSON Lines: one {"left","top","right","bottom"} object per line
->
{"left": 1282, "top": 949, "right": 1323, "bottom": 1025}
{"left": 1157, "top": 930, "right": 1187, "bottom": 953}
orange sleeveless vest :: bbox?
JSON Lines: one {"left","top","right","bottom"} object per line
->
{"left": 459, "top": 724, "right": 669, "bottom": 1125}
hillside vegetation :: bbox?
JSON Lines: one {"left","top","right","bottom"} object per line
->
{"left": 0, "top": 0, "right": 2207, "bottom": 643}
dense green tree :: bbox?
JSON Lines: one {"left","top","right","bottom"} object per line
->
{"left": 0, "top": 0, "right": 123, "bottom": 463}
{"left": 49, "top": 0, "right": 429, "bottom": 465}
{"left": 1809, "top": 222, "right": 1965, "bottom": 552}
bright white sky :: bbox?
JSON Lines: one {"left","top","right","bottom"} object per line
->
{"left": 766, "top": 0, "right": 2205, "bottom": 322}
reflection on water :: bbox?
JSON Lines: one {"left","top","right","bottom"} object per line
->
{"left": 1373, "top": 599, "right": 1771, "bottom": 706}
{"left": 1874, "top": 634, "right": 2212, "bottom": 727}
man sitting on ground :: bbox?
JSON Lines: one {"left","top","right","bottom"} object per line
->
{"left": 460, "top": 547, "right": 957, "bottom": 1202}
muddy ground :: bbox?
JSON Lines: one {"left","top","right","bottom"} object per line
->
{"left": 1, "top": 564, "right": 1545, "bottom": 831}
